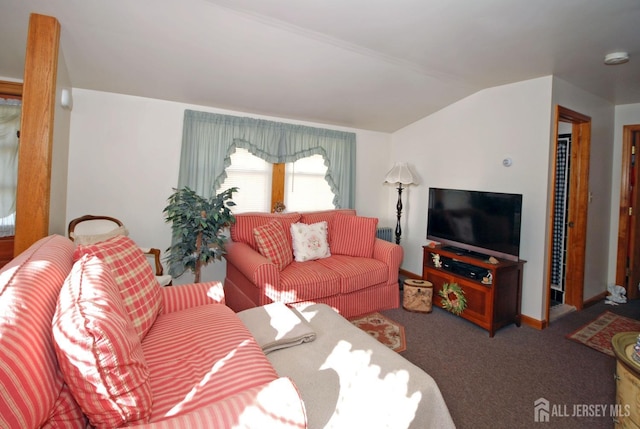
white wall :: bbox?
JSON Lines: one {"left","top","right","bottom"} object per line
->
{"left": 551, "top": 77, "right": 615, "bottom": 301}
{"left": 67, "top": 89, "right": 392, "bottom": 284}
{"left": 389, "top": 75, "right": 617, "bottom": 321}
{"left": 610, "top": 103, "right": 640, "bottom": 281}
{"left": 65, "top": 80, "right": 623, "bottom": 319}
{"left": 391, "top": 77, "right": 554, "bottom": 320}
{"left": 49, "top": 49, "right": 72, "bottom": 236}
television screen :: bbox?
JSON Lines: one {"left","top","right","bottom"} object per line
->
{"left": 426, "top": 188, "right": 523, "bottom": 261}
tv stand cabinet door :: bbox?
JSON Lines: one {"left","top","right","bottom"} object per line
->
{"left": 425, "top": 269, "right": 493, "bottom": 333}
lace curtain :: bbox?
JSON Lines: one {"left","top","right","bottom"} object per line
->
{"left": 0, "top": 99, "right": 20, "bottom": 237}
{"left": 177, "top": 110, "right": 356, "bottom": 209}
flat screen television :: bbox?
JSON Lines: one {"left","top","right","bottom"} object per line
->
{"left": 426, "top": 187, "right": 523, "bottom": 261}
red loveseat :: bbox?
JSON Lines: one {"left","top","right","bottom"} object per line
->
{"left": 0, "top": 234, "right": 306, "bottom": 428}
{"left": 224, "top": 209, "right": 403, "bottom": 318}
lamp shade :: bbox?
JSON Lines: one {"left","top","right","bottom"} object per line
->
{"left": 384, "top": 162, "right": 417, "bottom": 185}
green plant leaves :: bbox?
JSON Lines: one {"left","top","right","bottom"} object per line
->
{"left": 163, "top": 186, "right": 238, "bottom": 281}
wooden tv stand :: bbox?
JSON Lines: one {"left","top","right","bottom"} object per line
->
{"left": 422, "top": 245, "right": 525, "bottom": 337}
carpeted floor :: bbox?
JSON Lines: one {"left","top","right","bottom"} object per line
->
{"left": 381, "top": 292, "right": 640, "bottom": 429}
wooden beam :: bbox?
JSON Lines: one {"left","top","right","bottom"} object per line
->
{"left": 14, "top": 14, "right": 60, "bottom": 255}
{"left": 271, "top": 163, "right": 285, "bottom": 212}
{"left": 0, "top": 81, "right": 23, "bottom": 97}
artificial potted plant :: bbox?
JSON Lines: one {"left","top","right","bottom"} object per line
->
{"left": 163, "top": 186, "right": 237, "bottom": 282}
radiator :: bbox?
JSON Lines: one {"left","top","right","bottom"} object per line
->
{"left": 376, "top": 227, "right": 393, "bottom": 242}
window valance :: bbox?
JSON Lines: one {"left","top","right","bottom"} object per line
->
{"left": 177, "top": 110, "right": 356, "bottom": 208}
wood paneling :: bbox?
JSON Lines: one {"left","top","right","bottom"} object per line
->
{"left": 14, "top": 14, "right": 60, "bottom": 255}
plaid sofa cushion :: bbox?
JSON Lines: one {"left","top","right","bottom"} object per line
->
{"left": 53, "top": 255, "right": 152, "bottom": 427}
{"left": 254, "top": 220, "right": 293, "bottom": 271}
{"left": 73, "top": 235, "right": 162, "bottom": 339}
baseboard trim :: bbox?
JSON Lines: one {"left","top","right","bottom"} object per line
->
{"left": 584, "top": 291, "right": 608, "bottom": 307}
{"left": 399, "top": 268, "right": 420, "bottom": 280}
{"left": 521, "top": 314, "right": 546, "bottom": 330}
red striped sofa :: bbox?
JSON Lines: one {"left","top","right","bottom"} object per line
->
{"left": 0, "top": 234, "right": 306, "bottom": 428}
{"left": 224, "top": 209, "right": 403, "bottom": 318}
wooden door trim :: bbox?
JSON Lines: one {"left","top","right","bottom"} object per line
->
{"left": 545, "top": 105, "right": 591, "bottom": 323}
{"left": 565, "top": 119, "right": 590, "bottom": 309}
{"left": 616, "top": 125, "right": 640, "bottom": 299}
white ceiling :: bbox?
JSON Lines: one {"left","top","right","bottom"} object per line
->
{"left": 1, "top": 0, "right": 639, "bottom": 132}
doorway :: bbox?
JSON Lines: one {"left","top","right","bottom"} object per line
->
{"left": 546, "top": 105, "right": 591, "bottom": 324}
{"left": 615, "top": 125, "right": 640, "bottom": 300}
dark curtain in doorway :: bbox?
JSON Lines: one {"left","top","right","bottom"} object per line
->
{"left": 551, "top": 134, "right": 572, "bottom": 292}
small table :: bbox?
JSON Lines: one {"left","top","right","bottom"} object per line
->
{"left": 612, "top": 332, "right": 640, "bottom": 428}
{"left": 403, "top": 279, "right": 433, "bottom": 313}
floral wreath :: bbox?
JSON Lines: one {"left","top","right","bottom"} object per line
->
{"left": 439, "top": 283, "right": 467, "bottom": 315}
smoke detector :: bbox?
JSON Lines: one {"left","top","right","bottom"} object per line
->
{"left": 604, "top": 52, "right": 630, "bottom": 65}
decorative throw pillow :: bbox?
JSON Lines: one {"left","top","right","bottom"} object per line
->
{"left": 290, "top": 221, "right": 331, "bottom": 262}
{"left": 52, "top": 255, "right": 152, "bottom": 428}
{"left": 330, "top": 214, "right": 378, "bottom": 258}
{"left": 254, "top": 220, "right": 293, "bottom": 270}
{"left": 73, "top": 235, "right": 162, "bottom": 340}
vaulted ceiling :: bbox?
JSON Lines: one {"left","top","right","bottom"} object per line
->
{"left": 1, "top": 0, "right": 639, "bottom": 132}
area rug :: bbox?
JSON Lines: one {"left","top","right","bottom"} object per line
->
{"left": 567, "top": 311, "right": 640, "bottom": 357}
{"left": 350, "top": 312, "right": 406, "bottom": 353}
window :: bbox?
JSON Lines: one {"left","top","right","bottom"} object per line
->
{"left": 0, "top": 98, "right": 21, "bottom": 237}
{"left": 284, "top": 154, "right": 334, "bottom": 212}
{"left": 218, "top": 148, "right": 272, "bottom": 213}
{"left": 218, "top": 148, "right": 335, "bottom": 213}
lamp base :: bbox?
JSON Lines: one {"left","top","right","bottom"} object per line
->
{"left": 395, "top": 184, "right": 403, "bottom": 244}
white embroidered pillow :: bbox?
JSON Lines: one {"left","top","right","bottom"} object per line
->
{"left": 290, "top": 221, "right": 331, "bottom": 262}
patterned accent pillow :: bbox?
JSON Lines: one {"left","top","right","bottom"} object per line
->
{"left": 330, "top": 214, "right": 378, "bottom": 258}
{"left": 254, "top": 220, "right": 293, "bottom": 271}
{"left": 73, "top": 235, "right": 162, "bottom": 340}
{"left": 52, "top": 255, "right": 152, "bottom": 427}
{"left": 290, "top": 221, "right": 331, "bottom": 262}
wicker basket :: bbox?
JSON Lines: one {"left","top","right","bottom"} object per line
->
{"left": 403, "top": 279, "right": 433, "bottom": 313}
